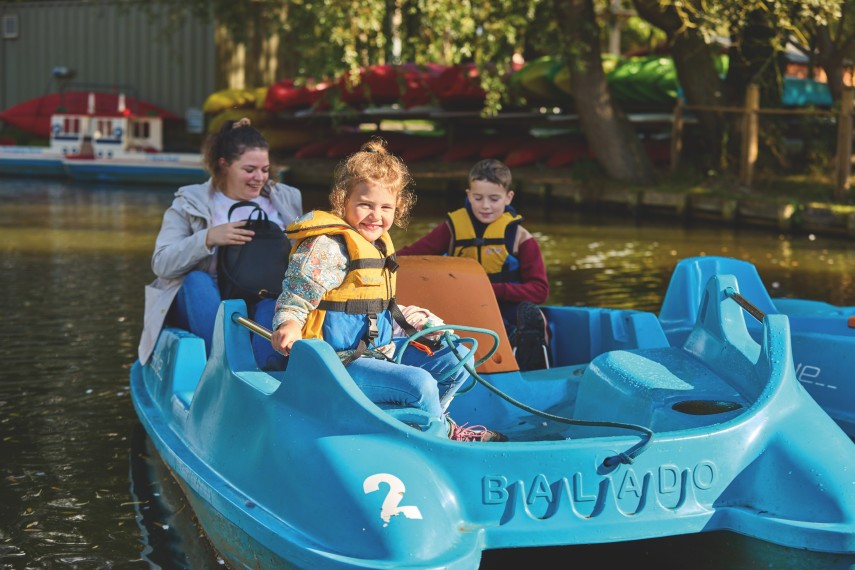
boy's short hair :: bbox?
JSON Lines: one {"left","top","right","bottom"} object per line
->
{"left": 468, "top": 159, "right": 512, "bottom": 191}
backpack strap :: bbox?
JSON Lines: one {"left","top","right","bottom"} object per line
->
{"left": 226, "top": 200, "right": 266, "bottom": 222}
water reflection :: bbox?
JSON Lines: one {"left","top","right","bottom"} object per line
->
{"left": 128, "top": 424, "right": 224, "bottom": 569}
{"left": 1, "top": 178, "right": 853, "bottom": 567}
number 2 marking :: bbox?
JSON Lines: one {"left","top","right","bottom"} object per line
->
{"left": 363, "top": 473, "right": 423, "bottom": 526}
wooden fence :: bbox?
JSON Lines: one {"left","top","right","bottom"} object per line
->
{"left": 670, "top": 85, "right": 854, "bottom": 199}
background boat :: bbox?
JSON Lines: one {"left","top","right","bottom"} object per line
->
{"left": 659, "top": 255, "right": 855, "bottom": 436}
{"left": 0, "top": 90, "right": 206, "bottom": 185}
{"left": 0, "top": 90, "right": 180, "bottom": 139}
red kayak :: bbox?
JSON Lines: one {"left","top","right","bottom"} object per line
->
{"left": 337, "top": 65, "right": 402, "bottom": 107}
{"left": 400, "top": 64, "right": 447, "bottom": 108}
{"left": 504, "top": 136, "right": 570, "bottom": 168}
{"left": 337, "top": 64, "right": 448, "bottom": 109}
{"left": 398, "top": 136, "right": 448, "bottom": 162}
{"left": 264, "top": 79, "right": 332, "bottom": 113}
{"left": 295, "top": 131, "right": 411, "bottom": 159}
{"left": 0, "top": 91, "right": 179, "bottom": 139}
{"left": 294, "top": 138, "right": 340, "bottom": 159}
{"left": 325, "top": 133, "right": 377, "bottom": 158}
{"left": 441, "top": 138, "right": 490, "bottom": 162}
{"left": 430, "top": 64, "right": 487, "bottom": 110}
{"left": 545, "top": 141, "right": 594, "bottom": 168}
{"left": 479, "top": 134, "right": 533, "bottom": 159}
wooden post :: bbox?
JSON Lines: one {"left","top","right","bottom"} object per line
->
{"left": 739, "top": 84, "right": 759, "bottom": 188}
{"left": 670, "top": 98, "right": 684, "bottom": 175}
{"left": 835, "top": 87, "right": 853, "bottom": 200}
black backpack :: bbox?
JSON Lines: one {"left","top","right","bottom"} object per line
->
{"left": 217, "top": 200, "right": 289, "bottom": 304}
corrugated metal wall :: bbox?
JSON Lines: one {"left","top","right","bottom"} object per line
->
{"left": 0, "top": 0, "right": 215, "bottom": 119}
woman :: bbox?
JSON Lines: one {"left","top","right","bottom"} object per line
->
{"left": 139, "top": 118, "right": 302, "bottom": 369}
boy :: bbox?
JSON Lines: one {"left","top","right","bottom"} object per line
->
{"left": 397, "top": 158, "right": 550, "bottom": 370}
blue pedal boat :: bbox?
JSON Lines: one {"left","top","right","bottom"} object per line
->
{"left": 130, "top": 256, "right": 855, "bottom": 569}
{"left": 659, "top": 255, "right": 855, "bottom": 437}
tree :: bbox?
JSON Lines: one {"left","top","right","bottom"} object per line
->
{"left": 798, "top": 0, "right": 851, "bottom": 102}
{"left": 553, "top": 0, "right": 657, "bottom": 184}
{"left": 146, "top": 0, "right": 661, "bottom": 185}
{"left": 633, "top": 0, "right": 840, "bottom": 174}
{"left": 631, "top": 0, "right": 726, "bottom": 170}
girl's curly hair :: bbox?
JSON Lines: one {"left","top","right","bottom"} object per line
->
{"left": 329, "top": 137, "right": 416, "bottom": 228}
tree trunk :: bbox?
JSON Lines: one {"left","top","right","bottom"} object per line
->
{"left": 554, "top": 0, "right": 656, "bottom": 185}
{"left": 632, "top": 0, "right": 725, "bottom": 170}
{"left": 215, "top": 22, "right": 244, "bottom": 90}
{"left": 723, "top": 9, "right": 784, "bottom": 170}
{"left": 815, "top": 26, "right": 855, "bottom": 103}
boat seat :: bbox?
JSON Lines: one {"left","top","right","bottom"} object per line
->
{"left": 575, "top": 274, "right": 759, "bottom": 431}
{"left": 153, "top": 327, "right": 207, "bottom": 410}
{"left": 397, "top": 257, "right": 671, "bottom": 373}
{"left": 541, "top": 306, "right": 669, "bottom": 366}
{"left": 396, "top": 255, "right": 517, "bottom": 374}
{"left": 659, "top": 256, "right": 778, "bottom": 332}
{"left": 574, "top": 346, "right": 747, "bottom": 431}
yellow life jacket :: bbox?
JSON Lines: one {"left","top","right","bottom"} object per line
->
{"left": 447, "top": 207, "right": 522, "bottom": 283}
{"left": 285, "top": 211, "right": 397, "bottom": 351}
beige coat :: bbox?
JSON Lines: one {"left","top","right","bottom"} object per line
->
{"left": 138, "top": 180, "right": 302, "bottom": 363}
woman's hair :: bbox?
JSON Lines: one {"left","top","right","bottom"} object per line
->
{"left": 202, "top": 117, "right": 270, "bottom": 191}
{"left": 329, "top": 137, "right": 416, "bottom": 228}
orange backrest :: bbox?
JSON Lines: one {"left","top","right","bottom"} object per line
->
{"left": 396, "top": 255, "right": 518, "bottom": 373}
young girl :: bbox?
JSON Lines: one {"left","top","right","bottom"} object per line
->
{"left": 270, "top": 138, "right": 506, "bottom": 442}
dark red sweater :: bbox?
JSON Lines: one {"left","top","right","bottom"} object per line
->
{"left": 397, "top": 221, "right": 549, "bottom": 305}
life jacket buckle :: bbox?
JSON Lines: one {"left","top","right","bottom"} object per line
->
{"left": 367, "top": 314, "right": 379, "bottom": 340}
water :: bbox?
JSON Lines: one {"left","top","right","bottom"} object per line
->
{"left": 1, "top": 177, "right": 854, "bottom": 568}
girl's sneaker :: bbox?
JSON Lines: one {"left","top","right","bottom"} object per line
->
{"left": 447, "top": 417, "right": 508, "bottom": 442}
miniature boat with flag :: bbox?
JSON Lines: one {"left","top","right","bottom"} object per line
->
{"left": 129, "top": 256, "right": 855, "bottom": 569}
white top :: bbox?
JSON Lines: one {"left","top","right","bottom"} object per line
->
{"left": 211, "top": 191, "right": 286, "bottom": 229}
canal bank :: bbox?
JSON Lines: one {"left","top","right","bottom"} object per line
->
{"left": 278, "top": 156, "right": 855, "bottom": 239}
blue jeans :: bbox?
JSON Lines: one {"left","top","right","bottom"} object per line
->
{"left": 172, "top": 271, "right": 286, "bottom": 370}
{"left": 345, "top": 337, "right": 473, "bottom": 418}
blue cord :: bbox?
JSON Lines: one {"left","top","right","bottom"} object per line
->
{"left": 396, "top": 323, "right": 654, "bottom": 466}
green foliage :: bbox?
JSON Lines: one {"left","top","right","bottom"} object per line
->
{"left": 143, "top": 0, "right": 547, "bottom": 112}
{"left": 619, "top": 12, "right": 667, "bottom": 54}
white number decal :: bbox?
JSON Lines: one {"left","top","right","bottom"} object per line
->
{"left": 363, "top": 473, "right": 423, "bottom": 526}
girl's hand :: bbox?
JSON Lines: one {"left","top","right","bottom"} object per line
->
{"left": 271, "top": 320, "right": 303, "bottom": 356}
{"left": 396, "top": 305, "right": 450, "bottom": 339}
{"left": 401, "top": 305, "right": 444, "bottom": 331}
{"left": 205, "top": 221, "right": 255, "bottom": 249}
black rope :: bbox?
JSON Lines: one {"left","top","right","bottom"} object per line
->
{"left": 442, "top": 330, "right": 653, "bottom": 467}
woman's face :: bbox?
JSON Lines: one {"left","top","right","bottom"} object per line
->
{"left": 343, "top": 181, "right": 396, "bottom": 242}
{"left": 220, "top": 148, "right": 270, "bottom": 200}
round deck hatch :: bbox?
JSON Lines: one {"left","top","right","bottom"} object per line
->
{"left": 672, "top": 400, "right": 742, "bottom": 415}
